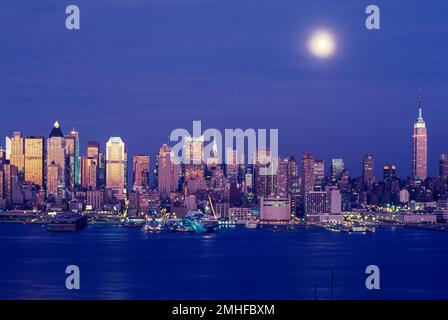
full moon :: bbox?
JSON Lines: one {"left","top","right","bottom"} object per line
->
{"left": 308, "top": 30, "right": 336, "bottom": 58}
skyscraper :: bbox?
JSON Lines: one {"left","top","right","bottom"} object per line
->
{"left": 183, "top": 136, "right": 205, "bottom": 182}
{"left": 362, "top": 153, "right": 375, "bottom": 186}
{"left": 331, "top": 158, "right": 344, "bottom": 181}
{"left": 82, "top": 141, "right": 100, "bottom": 190}
{"left": 158, "top": 144, "right": 179, "bottom": 196}
{"left": 313, "top": 159, "right": 325, "bottom": 190}
{"left": 24, "top": 136, "right": 45, "bottom": 188}
{"left": 254, "top": 147, "right": 276, "bottom": 198}
{"left": 301, "top": 152, "right": 314, "bottom": 195}
{"left": 65, "top": 128, "right": 80, "bottom": 191}
{"left": 440, "top": 154, "right": 448, "bottom": 180}
{"left": 9, "top": 132, "right": 24, "bottom": 174}
{"left": 412, "top": 101, "right": 428, "bottom": 180}
{"left": 132, "top": 155, "right": 150, "bottom": 191}
{"left": 106, "top": 137, "right": 127, "bottom": 200}
{"left": 46, "top": 161, "right": 59, "bottom": 198}
{"left": 87, "top": 141, "right": 100, "bottom": 160}
{"left": 47, "top": 121, "right": 66, "bottom": 199}
{"left": 225, "top": 148, "right": 239, "bottom": 183}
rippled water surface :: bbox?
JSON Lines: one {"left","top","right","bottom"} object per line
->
{"left": 1, "top": 224, "right": 447, "bottom": 299}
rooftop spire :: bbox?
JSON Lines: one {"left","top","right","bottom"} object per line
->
{"left": 418, "top": 100, "right": 423, "bottom": 120}
{"left": 49, "top": 121, "right": 64, "bottom": 138}
{"left": 417, "top": 88, "right": 423, "bottom": 120}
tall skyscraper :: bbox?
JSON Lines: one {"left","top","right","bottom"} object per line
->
{"left": 254, "top": 147, "right": 276, "bottom": 198}
{"left": 65, "top": 128, "right": 80, "bottom": 191}
{"left": 331, "top": 158, "right": 344, "bottom": 181}
{"left": 225, "top": 148, "right": 239, "bottom": 183}
{"left": 24, "top": 136, "right": 45, "bottom": 188}
{"left": 132, "top": 155, "right": 150, "bottom": 191}
{"left": 440, "top": 154, "right": 448, "bottom": 180}
{"left": 47, "top": 121, "right": 66, "bottom": 199}
{"left": 98, "top": 152, "right": 105, "bottom": 189}
{"left": 183, "top": 136, "right": 205, "bottom": 182}
{"left": 106, "top": 137, "right": 127, "bottom": 200}
{"left": 9, "top": 132, "right": 24, "bottom": 173}
{"left": 301, "top": 152, "right": 314, "bottom": 195}
{"left": 46, "top": 161, "right": 59, "bottom": 198}
{"left": 362, "top": 153, "right": 375, "bottom": 186}
{"left": 158, "top": 144, "right": 179, "bottom": 196}
{"left": 412, "top": 101, "right": 428, "bottom": 180}
{"left": 313, "top": 159, "right": 325, "bottom": 190}
{"left": 82, "top": 141, "right": 100, "bottom": 190}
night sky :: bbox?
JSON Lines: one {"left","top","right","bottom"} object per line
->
{"left": 1, "top": 0, "right": 447, "bottom": 177}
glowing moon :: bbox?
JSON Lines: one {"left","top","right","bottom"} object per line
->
{"left": 308, "top": 30, "right": 336, "bottom": 58}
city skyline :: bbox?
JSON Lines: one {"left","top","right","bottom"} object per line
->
{"left": 0, "top": 101, "right": 440, "bottom": 182}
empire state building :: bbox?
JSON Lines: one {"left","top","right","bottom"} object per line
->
{"left": 412, "top": 101, "right": 428, "bottom": 180}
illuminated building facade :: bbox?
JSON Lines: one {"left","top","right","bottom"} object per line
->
{"left": 412, "top": 101, "right": 428, "bottom": 180}
{"left": 24, "top": 136, "right": 45, "bottom": 188}
{"left": 106, "top": 137, "right": 127, "bottom": 200}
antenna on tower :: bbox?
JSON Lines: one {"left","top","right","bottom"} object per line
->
{"left": 417, "top": 88, "right": 423, "bottom": 119}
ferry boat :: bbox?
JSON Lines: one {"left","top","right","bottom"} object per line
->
{"left": 350, "top": 225, "right": 367, "bottom": 233}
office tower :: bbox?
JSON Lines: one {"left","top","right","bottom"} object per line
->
{"left": 412, "top": 101, "right": 428, "bottom": 180}
{"left": 259, "top": 197, "right": 291, "bottom": 222}
{"left": 0, "top": 166, "right": 3, "bottom": 200}
{"left": 87, "top": 141, "right": 100, "bottom": 160}
{"left": 9, "top": 132, "right": 24, "bottom": 173}
{"left": 65, "top": 128, "right": 80, "bottom": 191}
{"left": 47, "top": 121, "right": 66, "bottom": 199}
{"left": 245, "top": 165, "right": 254, "bottom": 189}
{"left": 226, "top": 148, "right": 239, "bottom": 182}
{"left": 184, "top": 136, "right": 204, "bottom": 181}
{"left": 383, "top": 165, "right": 397, "bottom": 181}
{"left": 304, "top": 191, "right": 327, "bottom": 214}
{"left": 362, "top": 153, "right": 375, "bottom": 187}
{"left": 331, "top": 158, "right": 344, "bottom": 181}
{"left": 0, "top": 147, "right": 5, "bottom": 163}
{"left": 98, "top": 153, "right": 105, "bottom": 189}
{"left": 274, "top": 157, "right": 289, "bottom": 197}
{"left": 254, "top": 147, "right": 276, "bottom": 198}
{"left": 158, "top": 144, "right": 179, "bottom": 196}
{"left": 24, "top": 136, "right": 45, "bottom": 188}
{"left": 4, "top": 137, "right": 11, "bottom": 161}
{"left": 46, "top": 161, "right": 59, "bottom": 198}
{"left": 133, "top": 155, "right": 150, "bottom": 191}
{"left": 86, "top": 189, "right": 105, "bottom": 211}
{"left": 106, "top": 137, "right": 127, "bottom": 200}
{"left": 81, "top": 156, "right": 98, "bottom": 190}
{"left": 301, "top": 152, "right": 314, "bottom": 195}
{"left": 2, "top": 163, "right": 12, "bottom": 205}
{"left": 81, "top": 141, "right": 100, "bottom": 190}
{"left": 440, "top": 154, "right": 448, "bottom": 180}
{"left": 326, "top": 186, "right": 342, "bottom": 214}
{"left": 313, "top": 159, "right": 325, "bottom": 190}
{"left": 206, "top": 141, "right": 220, "bottom": 170}
{"left": 283, "top": 155, "right": 299, "bottom": 196}
{"left": 153, "top": 152, "right": 159, "bottom": 189}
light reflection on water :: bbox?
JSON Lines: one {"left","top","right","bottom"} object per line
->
{"left": 1, "top": 224, "right": 448, "bottom": 300}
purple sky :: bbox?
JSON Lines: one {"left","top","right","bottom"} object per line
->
{"left": 1, "top": 0, "right": 448, "bottom": 177}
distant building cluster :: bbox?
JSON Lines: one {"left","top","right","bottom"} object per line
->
{"left": 0, "top": 102, "right": 445, "bottom": 222}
